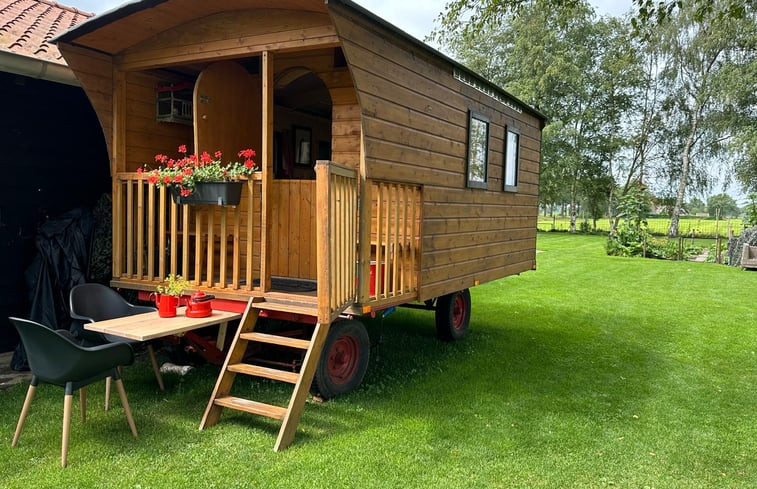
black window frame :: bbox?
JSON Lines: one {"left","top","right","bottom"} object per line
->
{"left": 466, "top": 111, "right": 490, "bottom": 189}
{"left": 503, "top": 126, "right": 520, "bottom": 192}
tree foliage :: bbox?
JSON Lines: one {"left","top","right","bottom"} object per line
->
{"left": 707, "top": 193, "right": 740, "bottom": 217}
{"left": 435, "top": 0, "right": 756, "bottom": 239}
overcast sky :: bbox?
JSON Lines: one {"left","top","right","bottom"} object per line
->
{"left": 74, "top": 1, "right": 634, "bottom": 40}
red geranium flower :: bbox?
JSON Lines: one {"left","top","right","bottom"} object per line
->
{"left": 214, "top": 151, "right": 222, "bottom": 159}
{"left": 178, "top": 144, "right": 187, "bottom": 154}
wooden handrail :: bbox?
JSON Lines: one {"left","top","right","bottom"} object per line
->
{"left": 316, "top": 160, "right": 358, "bottom": 323}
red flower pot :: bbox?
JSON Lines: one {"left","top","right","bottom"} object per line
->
{"left": 155, "top": 294, "right": 179, "bottom": 318}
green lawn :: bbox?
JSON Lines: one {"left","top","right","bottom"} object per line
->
{"left": 1, "top": 233, "right": 755, "bottom": 488}
{"left": 538, "top": 216, "right": 743, "bottom": 238}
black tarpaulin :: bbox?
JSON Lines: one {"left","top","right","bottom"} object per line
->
{"left": 11, "top": 209, "right": 93, "bottom": 370}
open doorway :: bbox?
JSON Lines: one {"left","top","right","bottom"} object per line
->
{"left": 268, "top": 69, "right": 333, "bottom": 290}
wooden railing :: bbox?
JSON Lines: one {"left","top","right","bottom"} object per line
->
{"left": 112, "top": 172, "right": 263, "bottom": 295}
{"left": 360, "top": 180, "right": 422, "bottom": 305}
{"left": 315, "top": 161, "right": 358, "bottom": 323}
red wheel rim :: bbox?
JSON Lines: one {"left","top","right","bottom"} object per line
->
{"left": 452, "top": 293, "right": 467, "bottom": 331}
{"left": 327, "top": 333, "right": 360, "bottom": 385}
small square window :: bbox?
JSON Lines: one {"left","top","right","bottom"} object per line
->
{"left": 467, "top": 111, "right": 489, "bottom": 189}
{"left": 504, "top": 127, "right": 519, "bottom": 192}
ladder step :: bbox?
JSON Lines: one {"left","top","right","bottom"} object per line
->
{"left": 228, "top": 363, "right": 300, "bottom": 384}
{"left": 241, "top": 332, "right": 311, "bottom": 350}
{"left": 214, "top": 396, "right": 287, "bottom": 420}
{"left": 252, "top": 300, "right": 317, "bottom": 316}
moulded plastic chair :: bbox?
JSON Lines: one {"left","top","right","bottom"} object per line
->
{"left": 69, "top": 284, "right": 165, "bottom": 410}
{"left": 9, "top": 317, "right": 138, "bottom": 468}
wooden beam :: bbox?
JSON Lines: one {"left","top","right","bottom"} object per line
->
{"left": 116, "top": 29, "right": 339, "bottom": 71}
{"left": 260, "top": 51, "right": 274, "bottom": 292}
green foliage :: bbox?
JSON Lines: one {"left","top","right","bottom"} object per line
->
{"left": 155, "top": 274, "right": 190, "bottom": 297}
{"left": 686, "top": 197, "right": 706, "bottom": 214}
{"left": 607, "top": 184, "right": 653, "bottom": 257}
{"left": 744, "top": 193, "right": 757, "bottom": 227}
{"left": 707, "top": 193, "right": 740, "bottom": 218}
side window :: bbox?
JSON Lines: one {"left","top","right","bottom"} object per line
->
{"left": 504, "top": 127, "right": 519, "bottom": 192}
{"left": 467, "top": 111, "right": 489, "bottom": 189}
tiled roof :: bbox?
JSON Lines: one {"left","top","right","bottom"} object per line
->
{"left": 0, "top": 0, "right": 92, "bottom": 64}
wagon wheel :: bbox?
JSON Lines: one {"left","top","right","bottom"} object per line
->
{"left": 311, "top": 320, "right": 370, "bottom": 399}
{"left": 435, "top": 289, "right": 471, "bottom": 341}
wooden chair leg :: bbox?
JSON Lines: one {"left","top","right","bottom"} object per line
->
{"left": 104, "top": 376, "right": 111, "bottom": 411}
{"left": 62, "top": 391, "right": 73, "bottom": 468}
{"left": 146, "top": 344, "right": 165, "bottom": 391}
{"left": 115, "top": 378, "right": 138, "bottom": 437}
{"left": 12, "top": 384, "right": 36, "bottom": 447}
{"left": 79, "top": 387, "right": 87, "bottom": 422}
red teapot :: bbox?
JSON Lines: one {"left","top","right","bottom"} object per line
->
{"left": 185, "top": 290, "right": 215, "bottom": 318}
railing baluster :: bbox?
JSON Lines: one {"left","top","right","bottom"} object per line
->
{"left": 147, "top": 182, "right": 155, "bottom": 281}
{"left": 220, "top": 207, "right": 228, "bottom": 288}
{"left": 194, "top": 211, "right": 202, "bottom": 286}
{"left": 170, "top": 199, "right": 178, "bottom": 276}
{"left": 182, "top": 204, "right": 189, "bottom": 279}
{"left": 206, "top": 209, "right": 215, "bottom": 288}
{"left": 137, "top": 179, "right": 145, "bottom": 280}
{"left": 233, "top": 202, "right": 241, "bottom": 289}
{"left": 246, "top": 180, "right": 254, "bottom": 290}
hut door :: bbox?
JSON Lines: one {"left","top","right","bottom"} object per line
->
{"left": 194, "top": 61, "right": 261, "bottom": 160}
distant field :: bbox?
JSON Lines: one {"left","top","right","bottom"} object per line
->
{"left": 537, "top": 216, "right": 743, "bottom": 238}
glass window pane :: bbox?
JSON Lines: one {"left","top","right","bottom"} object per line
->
{"left": 468, "top": 116, "right": 488, "bottom": 187}
{"left": 505, "top": 130, "right": 519, "bottom": 189}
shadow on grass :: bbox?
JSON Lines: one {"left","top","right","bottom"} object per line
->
{"left": 342, "top": 305, "right": 668, "bottom": 443}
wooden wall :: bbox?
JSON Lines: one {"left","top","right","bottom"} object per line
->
{"left": 329, "top": 4, "right": 542, "bottom": 301}
{"left": 57, "top": 44, "right": 115, "bottom": 168}
{"left": 124, "top": 70, "right": 193, "bottom": 171}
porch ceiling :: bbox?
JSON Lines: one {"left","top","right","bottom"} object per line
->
{"left": 53, "top": 0, "right": 328, "bottom": 55}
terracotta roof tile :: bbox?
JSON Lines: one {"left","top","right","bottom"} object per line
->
{"left": 0, "top": 0, "right": 92, "bottom": 64}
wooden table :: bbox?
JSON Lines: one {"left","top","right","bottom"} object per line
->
{"left": 84, "top": 307, "right": 242, "bottom": 342}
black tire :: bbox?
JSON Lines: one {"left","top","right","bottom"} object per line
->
{"left": 311, "top": 319, "right": 370, "bottom": 399}
{"left": 435, "top": 289, "right": 471, "bottom": 341}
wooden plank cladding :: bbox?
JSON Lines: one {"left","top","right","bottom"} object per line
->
{"left": 329, "top": 3, "right": 543, "bottom": 302}
{"left": 270, "top": 180, "right": 317, "bottom": 280}
{"left": 113, "top": 173, "right": 263, "bottom": 296}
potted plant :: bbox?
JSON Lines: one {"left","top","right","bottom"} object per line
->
{"left": 140, "top": 144, "right": 258, "bottom": 205}
{"left": 154, "top": 274, "right": 190, "bottom": 317}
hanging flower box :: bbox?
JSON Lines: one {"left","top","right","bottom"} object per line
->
{"left": 169, "top": 181, "right": 244, "bottom": 206}
{"left": 141, "top": 144, "right": 258, "bottom": 206}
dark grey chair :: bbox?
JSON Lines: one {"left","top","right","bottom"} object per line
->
{"left": 9, "top": 317, "right": 138, "bottom": 467}
{"left": 69, "top": 284, "right": 165, "bottom": 411}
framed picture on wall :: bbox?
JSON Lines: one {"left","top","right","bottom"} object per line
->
{"left": 294, "top": 126, "right": 311, "bottom": 166}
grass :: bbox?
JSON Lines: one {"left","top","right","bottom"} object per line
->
{"left": 1, "top": 233, "right": 755, "bottom": 488}
{"left": 538, "top": 216, "right": 743, "bottom": 238}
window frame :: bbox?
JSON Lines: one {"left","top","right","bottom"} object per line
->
{"left": 503, "top": 126, "right": 520, "bottom": 193}
{"left": 466, "top": 111, "right": 490, "bottom": 189}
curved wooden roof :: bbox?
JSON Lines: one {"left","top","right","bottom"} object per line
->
{"left": 55, "top": 0, "right": 327, "bottom": 55}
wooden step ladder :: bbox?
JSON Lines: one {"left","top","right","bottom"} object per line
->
{"left": 199, "top": 297, "right": 329, "bottom": 451}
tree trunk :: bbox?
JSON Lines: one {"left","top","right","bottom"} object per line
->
{"left": 569, "top": 180, "right": 577, "bottom": 234}
{"left": 668, "top": 109, "right": 701, "bottom": 237}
